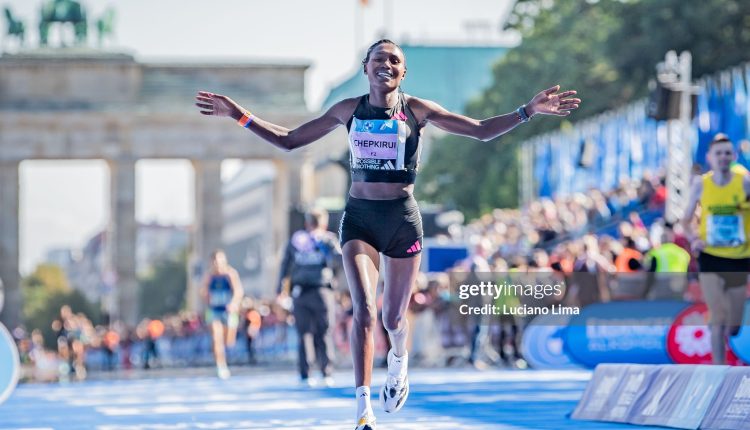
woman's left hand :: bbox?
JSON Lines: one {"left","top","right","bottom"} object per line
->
{"left": 526, "top": 85, "right": 581, "bottom": 117}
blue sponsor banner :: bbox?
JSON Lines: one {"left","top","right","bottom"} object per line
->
{"left": 564, "top": 301, "right": 691, "bottom": 368}
{"left": 629, "top": 365, "right": 697, "bottom": 427}
{"left": 701, "top": 367, "right": 750, "bottom": 430}
{"left": 725, "top": 70, "right": 747, "bottom": 146}
{"left": 728, "top": 300, "right": 750, "bottom": 364}
{"left": 668, "top": 365, "right": 730, "bottom": 429}
{"left": 422, "top": 243, "right": 468, "bottom": 273}
{"left": 521, "top": 314, "right": 579, "bottom": 370}
{"left": 535, "top": 138, "right": 552, "bottom": 197}
{"left": 0, "top": 323, "right": 20, "bottom": 405}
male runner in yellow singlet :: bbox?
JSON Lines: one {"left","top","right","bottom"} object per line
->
{"left": 682, "top": 133, "right": 750, "bottom": 364}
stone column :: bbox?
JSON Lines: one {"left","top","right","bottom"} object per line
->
{"left": 0, "top": 162, "right": 20, "bottom": 328}
{"left": 271, "top": 160, "right": 290, "bottom": 296}
{"left": 107, "top": 159, "right": 138, "bottom": 326}
{"left": 285, "top": 156, "right": 316, "bottom": 211}
{"left": 298, "top": 158, "right": 315, "bottom": 208}
{"left": 189, "top": 159, "right": 223, "bottom": 312}
{"left": 268, "top": 158, "right": 316, "bottom": 297}
{"left": 274, "top": 160, "right": 292, "bottom": 268}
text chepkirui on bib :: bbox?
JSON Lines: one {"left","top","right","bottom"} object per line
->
{"left": 349, "top": 118, "right": 407, "bottom": 171}
{"left": 707, "top": 214, "right": 746, "bottom": 247}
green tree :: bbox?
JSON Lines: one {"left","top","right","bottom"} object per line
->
{"left": 138, "top": 252, "right": 188, "bottom": 319}
{"left": 419, "top": 0, "right": 750, "bottom": 217}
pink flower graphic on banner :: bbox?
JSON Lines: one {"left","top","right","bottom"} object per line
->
{"left": 673, "top": 312, "right": 711, "bottom": 357}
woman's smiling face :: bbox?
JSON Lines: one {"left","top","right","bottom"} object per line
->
{"left": 363, "top": 42, "right": 407, "bottom": 91}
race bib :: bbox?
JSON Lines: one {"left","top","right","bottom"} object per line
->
{"left": 349, "top": 118, "right": 407, "bottom": 171}
{"left": 707, "top": 214, "right": 746, "bottom": 247}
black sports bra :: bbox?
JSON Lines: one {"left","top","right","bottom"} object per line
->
{"left": 345, "top": 92, "right": 422, "bottom": 184}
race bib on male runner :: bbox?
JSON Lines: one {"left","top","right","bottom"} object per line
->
{"left": 348, "top": 118, "right": 407, "bottom": 171}
{"left": 707, "top": 214, "right": 746, "bottom": 247}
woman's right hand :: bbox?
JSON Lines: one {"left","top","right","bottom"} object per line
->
{"left": 195, "top": 91, "right": 243, "bottom": 119}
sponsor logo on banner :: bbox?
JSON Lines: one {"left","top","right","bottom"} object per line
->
{"left": 521, "top": 314, "right": 579, "bottom": 369}
{"left": 667, "top": 303, "right": 741, "bottom": 365}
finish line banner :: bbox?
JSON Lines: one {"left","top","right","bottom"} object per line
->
{"left": 668, "top": 365, "right": 730, "bottom": 429}
{"left": 700, "top": 367, "right": 750, "bottom": 430}
{"left": 629, "top": 365, "right": 728, "bottom": 429}
{"left": 572, "top": 364, "right": 737, "bottom": 429}
{"left": 571, "top": 364, "right": 657, "bottom": 422}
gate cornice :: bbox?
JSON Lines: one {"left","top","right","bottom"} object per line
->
{"left": 0, "top": 112, "right": 315, "bottom": 161}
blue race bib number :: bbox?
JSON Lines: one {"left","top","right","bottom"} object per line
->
{"left": 707, "top": 214, "right": 745, "bottom": 247}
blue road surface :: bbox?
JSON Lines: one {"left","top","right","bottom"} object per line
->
{"left": 0, "top": 368, "right": 667, "bottom": 430}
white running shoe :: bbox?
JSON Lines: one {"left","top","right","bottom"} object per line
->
{"left": 355, "top": 411, "right": 376, "bottom": 430}
{"left": 323, "top": 376, "right": 335, "bottom": 387}
{"left": 379, "top": 350, "right": 409, "bottom": 413}
{"left": 300, "top": 377, "right": 317, "bottom": 388}
{"left": 217, "top": 366, "right": 231, "bottom": 380}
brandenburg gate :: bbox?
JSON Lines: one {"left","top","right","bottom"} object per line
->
{"left": 0, "top": 50, "right": 331, "bottom": 327}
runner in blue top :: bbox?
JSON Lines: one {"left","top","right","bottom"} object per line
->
{"left": 201, "top": 249, "right": 244, "bottom": 379}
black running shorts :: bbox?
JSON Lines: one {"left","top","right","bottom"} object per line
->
{"left": 698, "top": 251, "right": 750, "bottom": 289}
{"left": 339, "top": 195, "right": 423, "bottom": 258}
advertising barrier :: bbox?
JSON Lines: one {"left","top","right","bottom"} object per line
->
{"left": 572, "top": 364, "right": 741, "bottom": 429}
{"left": 564, "top": 301, "right": 691, "bottom": 367}
{"left": 700, "top": 367, "right": 750, "bottom": 430}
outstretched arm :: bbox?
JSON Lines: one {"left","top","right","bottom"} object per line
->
{"left": 195, "top": 91, "right": 358, "bottom": 152}
{"left": 411, "top": 85, "right": 580, "bottom": 142}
